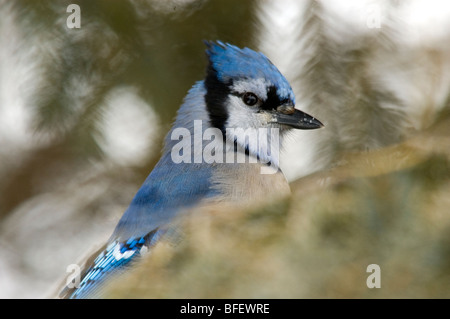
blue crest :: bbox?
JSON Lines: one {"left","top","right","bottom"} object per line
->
{"left": 205, "top": 41, "right": 295, "bottom": 103}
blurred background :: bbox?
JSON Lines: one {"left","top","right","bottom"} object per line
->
{"left": 0, "top": 0, "right": 449, "bottom": 298}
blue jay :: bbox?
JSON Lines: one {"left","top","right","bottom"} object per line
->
{"left": 60, "top": 41, "right": 323, "bottom": 298}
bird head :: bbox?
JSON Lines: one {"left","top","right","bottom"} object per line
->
{"left": 204, "top": 41, "right": 323, "bottom": 135}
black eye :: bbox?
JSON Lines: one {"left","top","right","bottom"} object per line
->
{"left": 242, "top": 92, "right": 258, "bottom": 106}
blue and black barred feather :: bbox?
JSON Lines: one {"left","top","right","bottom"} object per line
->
{"left": 63, "top": 229, "right": 161, "bottom": 299}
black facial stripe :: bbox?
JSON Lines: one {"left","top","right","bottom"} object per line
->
{"left": 204, "top": 63, "right": 231, "bottom": 135}
{"left": 260, "top": 85, "right": 291, "bottom": 111}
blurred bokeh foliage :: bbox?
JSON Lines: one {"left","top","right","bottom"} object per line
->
{"left": 0, "top": 0, "right": 449, "bottom": 298}
{"left": 106, "top": 111, "right": 450, "bottom": 298}
{"left": 0, "top": 0, "right": 255, "bottom": 219}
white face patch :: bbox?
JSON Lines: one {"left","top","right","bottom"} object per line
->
{"left": 231, "top": 78, "right": 271, "bottom": 100}
{"left": 225, "top": 77, "right": 282, "bottom": 131}
{"left": 224, "top": 92, "right": 285, "bottom": 168}
{"left": 226, "top": 95, "right": 263, "bottom": 128}
{"left": 218, "top": 77, "right": 292, "bottom": 168}
{"left": 227, "top": 78, "right": 273, "bottom": 130}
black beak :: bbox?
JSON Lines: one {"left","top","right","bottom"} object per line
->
{"left": 271, "top": 105, "right": 324, "bottom": 130}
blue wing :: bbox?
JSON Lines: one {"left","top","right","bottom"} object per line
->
{"left": 111, "top": 151, "right": 219, "bottom": 240}
{"left": 66, "top": 229, "right": 163, "bottom": 299}
{"left": 63, "top": 152, "right": 219, "bottom": 298}
{"left": 63, "top": 84, "right": 222, "bottom": 298}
